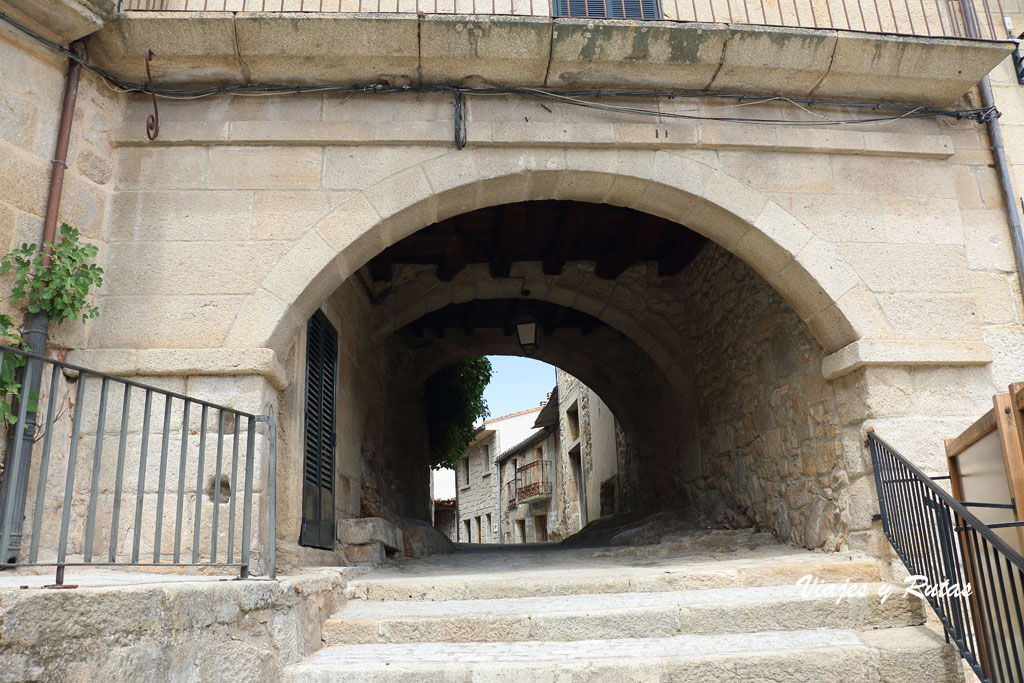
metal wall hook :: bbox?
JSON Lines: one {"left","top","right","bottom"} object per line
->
{"left": 144, "top": 49, "right": 159, "bottom": 141}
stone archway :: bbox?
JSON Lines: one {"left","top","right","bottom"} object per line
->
{"left": 224, "top": 149, "right": 868, "bottom": 364}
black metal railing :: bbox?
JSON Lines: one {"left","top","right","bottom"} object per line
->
{"left": 869, "top": 431, "right": 1024, "bottom": 682}
{"left": 0, "top": 345, "right": 276, "bottom": 584}
{"left": 505, "top": 479, "right": 518, "bottom": 510}
{"left": 515, "top": 460, "right": 553, "bottom": 501}
{"left": 118, "top": 0, "right": 1010, "bottom": 42}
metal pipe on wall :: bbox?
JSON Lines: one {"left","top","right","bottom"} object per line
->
{"left": 961, "top": 4, "right": 1024, "bottom": 310}
{"left": 978, "top": 75, "right": 1024, "bottom": 309}
{"left": 0, "top": 49, "right": 82, "bottom": 563}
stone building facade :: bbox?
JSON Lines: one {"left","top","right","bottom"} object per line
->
{"left": 0, "top": 0, "right": 1023, "bottom": 573}
{"left": 497, "top": 400, "right": 558, "bottom": 544}
{"left": 454, "top": 407, "right": 540, "bottom": 543}
{"left": 491, "top": 371, "right": 624, "bottom": 543}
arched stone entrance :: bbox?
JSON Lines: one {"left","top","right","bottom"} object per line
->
{"left": 266, "top": 187, "right": 859, "bottom": 557}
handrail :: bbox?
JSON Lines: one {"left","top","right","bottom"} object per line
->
{"left": 0, "top": 344, "right": 276, "bottom": 584}
{"left": 868, "top": 431, "right": 1024, "bottom": 682}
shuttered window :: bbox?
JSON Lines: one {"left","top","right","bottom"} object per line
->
{"left": 553, "top": 0, "right": 660, "bottom": 19}
{"left": 300, "top": 309, "right": 338, "bottom": 550}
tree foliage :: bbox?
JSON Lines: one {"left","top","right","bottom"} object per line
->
{"left": 424, "top": 357, "right": 492, "bottom": 470}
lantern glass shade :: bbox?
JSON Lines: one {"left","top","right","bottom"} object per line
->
{"left": 515, "top": 321, "right": 538, "bottom": 352}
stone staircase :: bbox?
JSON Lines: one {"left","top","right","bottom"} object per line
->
{"left": 282, "top": 543, "right": 966, "bottom": 682}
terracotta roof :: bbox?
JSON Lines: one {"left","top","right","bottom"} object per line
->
{"left": 483, "top": 405, "right": 543, "bottom": 424}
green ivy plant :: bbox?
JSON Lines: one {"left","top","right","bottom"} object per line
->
{"left": 424, "top": 357, "right": 492, "bottom": 470}
{"left": 0, "top": 223, "right": 103, "bottom": 424}
{"left": 1, "top": 223, "right": 103, "bottom": 324}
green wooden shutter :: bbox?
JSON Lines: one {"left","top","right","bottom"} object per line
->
{"left": 300, "top": 310, "right": 338, "bottom": 550}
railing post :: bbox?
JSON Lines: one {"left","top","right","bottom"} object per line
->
{"left": 867, "top": 432, "right": 891, "bottom": 538}
{"left": 240, "top": 416, "right": 256, "bottom": 580}
{"left": 256, "top": 415, "right": 277, "bottom": 579}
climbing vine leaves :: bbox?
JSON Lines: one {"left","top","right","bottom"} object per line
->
{"left": 424, "top": 357, "right": 492, "bottom": 470}
{"left": 0, "top": 224, "right": 103, "bottom": 424}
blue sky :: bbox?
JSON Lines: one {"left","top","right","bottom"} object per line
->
{"left": 433, "top": 355, "right": 557, "bottom": 499}
{"left": 482, "top": 355, "right": 558, "bottom": 419}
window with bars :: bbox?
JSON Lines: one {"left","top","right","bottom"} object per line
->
{"left": 300, "top": 309, "right": 338, "bottom": 550}
{"left": 552, "top": 0, "right": 660, "bottom": 19}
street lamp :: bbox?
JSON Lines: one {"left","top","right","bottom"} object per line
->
{"left": 515, "top": 319, "right": 538, "bottom": 353}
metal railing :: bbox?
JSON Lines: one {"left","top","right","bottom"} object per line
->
{"left": 515, "top": 460, "right": 552, "bottom": 501}
{"left": 868, "top": 432, "right": 1024, "bottom": 682}
{"left": 505, "top": 479, "right": 518, "bottom": 510}
{"left": 118, "top": 0, "right": 1009, "bottom": 42}
{"left": 0, "top": 345, "right": 276, "bottom": 585}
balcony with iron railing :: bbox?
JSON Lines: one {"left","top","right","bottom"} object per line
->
{"left": 505, "top": 479, "right": 518, "bottom": 510}
{"left": 515, "top": 460, "right": 553, "bottom": 504}
{"left": 118, "top": 0, "right": 1007, "bottom": 40}
{"left": 87, "top": 0, "right": 1018, "bottom": 120}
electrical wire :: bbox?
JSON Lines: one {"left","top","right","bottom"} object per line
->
{"left": 0, "top": 9, "right": 1000, "bottom": 127}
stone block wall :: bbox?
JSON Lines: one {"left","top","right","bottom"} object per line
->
{"left": 0, "top": 39, "right": 1021, "bottom": 563}
{"left": 0, "top": 19, "right": 119, "bottom": 351}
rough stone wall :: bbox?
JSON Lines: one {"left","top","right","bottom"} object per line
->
{"left": 681, "top": 243, "right": 847, "bottom": 550}
{"left": 432, "top": 501, "right": 457, "bottom": 541}
{"left": 455, "top": 433, "right": 499, "bottom": 543}
{"left": 549, "top": 370, "right": 630, "bottom": 537}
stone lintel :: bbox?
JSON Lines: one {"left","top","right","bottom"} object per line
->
{"left": 821, "top": 339, "right": 994, "bottom": 380}
{"left": 109, "top": 118, "right": 955, "bottom": 159}
{"left": 65, "top": 347, "right": 289, "bottom": 390}
{"left": 86, "top": 12, "right": 1014, "bottom": 107}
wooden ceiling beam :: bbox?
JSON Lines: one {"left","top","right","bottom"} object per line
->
{"left": 658, "top": 229, "right": 707, "bottom": 276}
{"left": 436, "top": 221, "right": 469, "bottom": 282}
{"left": 543, "top": 204, "right": 588, "bottom": 276}
{"left": 463, "top": 299, "right": 479, "bottom": 336}
{"left": 490, "top": 204, "right": 527, "bottom": 278}
{"left": 542, "top": 304, "right": 568, "bottom": 336}
{"left": 594, "top": 214, "right": 665, "bottom": 279}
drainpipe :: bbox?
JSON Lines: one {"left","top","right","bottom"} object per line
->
{"left": 977, "top": 76, "right": 1024, "bottom": 306}
{"left": 962, "top": 6, "right": 1024, "bottom": 308}
{"left": 0, "top": 50, "right": 81, "bottom": 563}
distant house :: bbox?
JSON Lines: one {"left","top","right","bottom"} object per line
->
{"left": 455, "top": 370, "right": 629, "bottom": 545}
{"left": 453, "top": 406, "right": 542, "bottom": 544}
{"left": 432, "top": 498, "right": 457, "bottom": 542}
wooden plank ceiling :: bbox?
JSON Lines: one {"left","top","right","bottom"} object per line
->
{"left": 369, "top": 200, "right": 706, "bottom": 283}
{"left": 406, "top": 299, "right": 606, "bottom": 339}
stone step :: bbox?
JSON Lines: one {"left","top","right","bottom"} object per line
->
{"left": 286, "top": 626, "right": 963, "bottom": 682}
{"left": 344, "top": 553, "right": 885, "bottom": 602}
{"left": 326, "top": 582, "right": 925, "bottom": 644}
